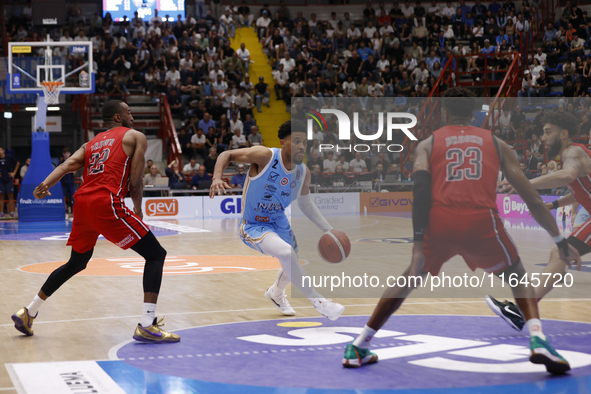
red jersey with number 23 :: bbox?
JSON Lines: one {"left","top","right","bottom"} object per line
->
{"left": 75, "top": 127, "right": 132, "bottom": 198}
{"left": 430, "top": 125, "right": 500, "bottom": 212}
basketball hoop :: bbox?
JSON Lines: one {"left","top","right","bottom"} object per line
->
{"left": 40, "top": 81, "right": 63, "bottom": 104}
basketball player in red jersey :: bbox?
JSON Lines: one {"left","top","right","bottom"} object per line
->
{"left": 488, "top": 111, "right": 589, "bottom": 331}
{"left": 342, "top": 88, "right": 580, "bottom": 374}
{"left": 11, "top": 100, "right": 179, "bottom": 343}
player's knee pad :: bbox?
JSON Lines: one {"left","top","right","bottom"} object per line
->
{"left": 41, "top": 248, "right": 93, "bottom": 297}
{"left": 495, "top": 257, "right": 523, "bottom": 279}
{"left": 67, "top": 249, "right": 93, "bottom": 274}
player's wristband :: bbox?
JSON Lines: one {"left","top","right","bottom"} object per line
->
{"left": 556, "top": 237, "right": 570, "bottom": 257}
{"left": 552, "top": 234, "right": 565, "bottom": 243}
{"left": 551, "top": 200, "right": 559, "bottom": 210}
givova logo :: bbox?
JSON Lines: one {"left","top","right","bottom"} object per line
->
{"left": 305, "top": 108, "right": 418, "bottom": 153}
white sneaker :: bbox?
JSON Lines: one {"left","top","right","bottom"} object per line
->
{"left": 265, "top": 288, "right": 296, "bottom": 316}
{"left": 313, "top": 298, "right": 344, "bottom": 321}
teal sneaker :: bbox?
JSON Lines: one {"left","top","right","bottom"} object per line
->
{"left": 342, "top": 343, "right": 378, "bottom": 368}
{"left": 530, "top": 336, "right": 571, "bottom": 374}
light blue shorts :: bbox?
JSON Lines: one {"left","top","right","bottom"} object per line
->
{"left": 239, "top": 219, "right": 298, "bottom": 253}
{"left": 575, "top": 206, "right": 590, "bottom": 227}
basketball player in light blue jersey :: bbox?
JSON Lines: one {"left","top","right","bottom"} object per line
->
{"left": 209, "top": 120, "right": 345, "bottom": 320}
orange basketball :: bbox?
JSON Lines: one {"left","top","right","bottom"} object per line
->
{"left": 318, "top": 230, "right": 351, "bottom": 264}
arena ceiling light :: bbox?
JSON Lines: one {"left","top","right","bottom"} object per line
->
{"left": 3, "top": 112, "right": 12, "bottom": 119}
{"left": 25, "top": 107, "right": 38, "bottom": 111}
{"left": 48, "top": 106, "right": 60, "bottom": 111}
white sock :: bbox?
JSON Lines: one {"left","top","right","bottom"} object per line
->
{"left": 141, "top": 303, "right": 157, "bottom": 327}
{"left": 27, "top": 295, "right": 44, "bottom": 317}
{"left": 526, "top": 318, "right": 546, "bottom": 340}
{"left": 352, "top": 325, "right": 377, "bottom": 349}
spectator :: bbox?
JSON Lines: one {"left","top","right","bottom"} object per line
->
{"left": 307, "top": 150, "right": 323, "bottom": 170}
{"left": 144, "top": 164, "right": 162, "bottom": 185}
{"left": 329, "top": 165, "right": 349, "bottom": 186}
{"left": 230, "top": 112, "right": 244, "bottom": 135}
{"left": 190, "top": 166, "right": 212, "bottom": 189}
{"left": 242, "top": 114, "right": 256, "bottom": 136}
{"left": 248, "top": 126, "right": 264, "bottom": 146}
{"left": 204, "top": 148, "right": 218, "bottom": 175}
{"left": 273, "top": 63, "right": 290, "bottom": 101}
{"left": 336, "top": 153, "right": 350, "bottom": 171}
{"left": 388, "top": 163, "right": 402, "bottom": 180}
{"left": 231, "top": 128, "right": 248, "bottom": 149}
{"left": 191, "top": 128, "right": 207, "bottom": 159}
{"left": 529, "top": 69, "right": 550, "bottom": 97}
{"left": 520, "top": 161, "right": 535, "bottom": 179}
{"left": 524, "top": 149, "right": 539, "bottom": 171}
{"left": 0, "top": 147, "right": 19, "bottom": 218}
{"left": 230, "top": 164, "right": 247, "bottom": 187}
{"left": 198, "top": 113, "right": 216, "bottom": 132}
{"left": 349, "top": 152, "right": 368, "bottom": 173}
{"left": 183, "top": 157, "right": 200, "bottom": 176}
{"left": 165, "top": 160, "right": 187, "bottom": 189}
{"left": 254, "top": 76, "right": 271, "bottom": 112}
{"left": 310, "top": 164, "right": 325, "bottom": 185}
{"left": 20, "top": 157, "right": 31, "bottom": 179}
{"left": 372, "top": 163, "right": 387, "bottom": 183}
{"left": 323, "top": 151, "right": 338, "bottom": 173}
{"left": 144, "top": 159, "right": 154, "bottom": 175}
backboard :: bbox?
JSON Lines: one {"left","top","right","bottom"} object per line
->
{"left": 8, "top": 39, "right": 94, "bottom": 96}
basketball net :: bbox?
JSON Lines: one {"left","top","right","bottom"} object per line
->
{"left": 40, "top": 81, "right": 63, "bottom": 105}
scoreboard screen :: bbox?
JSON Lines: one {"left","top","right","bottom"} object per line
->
{"left": 32, "top": 0, "right": 67, "bottom": 26}
{"left": 103, "top": 0, "right": 185, "bottom": 22}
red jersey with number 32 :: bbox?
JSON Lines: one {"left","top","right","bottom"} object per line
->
{"left": 430, "top": 125, "right": 500, "bottom": 211}
{"left": 75, "top": 127, "right": 132, "bottom": 198}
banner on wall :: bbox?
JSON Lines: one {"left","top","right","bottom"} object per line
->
{"left": 291, "top": 193, "right": 360, "bottom": 216}
{"left": 360, "top": 192, "right": 413, "bottom": 213}
{"left": 203, "top": 195, "right": 243, "bottom": 218}
{"left": 123, "top": 197, "right": 201, "bottom": 219}
{"left": 496, "top": 194, "right": 562, "bottom": 219}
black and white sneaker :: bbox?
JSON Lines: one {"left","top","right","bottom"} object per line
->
{"left": 485, "top": 295, "right": 525, "bottom": 331}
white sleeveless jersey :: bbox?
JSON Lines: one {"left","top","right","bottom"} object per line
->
{"left": 241, "top": 148, "right": 305, "bottom": 224}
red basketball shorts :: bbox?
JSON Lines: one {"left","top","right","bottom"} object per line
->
{"left": 67, "top": 192, "right": 149, "bottom": 253}
{"left": 423, "top": 207, "right": 519, "bottom": 276}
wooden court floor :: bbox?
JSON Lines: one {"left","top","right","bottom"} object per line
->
{"left": 1, "top": 214, "right": 591, "bottom": 393}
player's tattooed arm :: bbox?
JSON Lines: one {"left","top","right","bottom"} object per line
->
{"left": 33, "top": 144, "right": 87, "bottom": 199}
{"left": 528, "top": 146, "right": 581, "bottom": 189}
{"left": 499, "top": 139, "right": 562, "bottom": 238}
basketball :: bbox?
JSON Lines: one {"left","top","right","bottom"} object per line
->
{"left": 318, "top": 230, "right": 351, "bottom": 264}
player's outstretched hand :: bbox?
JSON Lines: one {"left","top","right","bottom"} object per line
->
{"left": 33, "top": 183, "right": 51, "bottom": 199}
{"left": 497, "top": 180, "right": 516, "bottom": 195}
{"left": 210, "top": 179, "right": 231, "bottom": 198}
{"left": 558, "top": 243, "right": 582, "bottom": 271}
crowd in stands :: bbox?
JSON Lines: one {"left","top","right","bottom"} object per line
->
{"left": 6, "top": 0, "right": 591, "bottom": 195}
